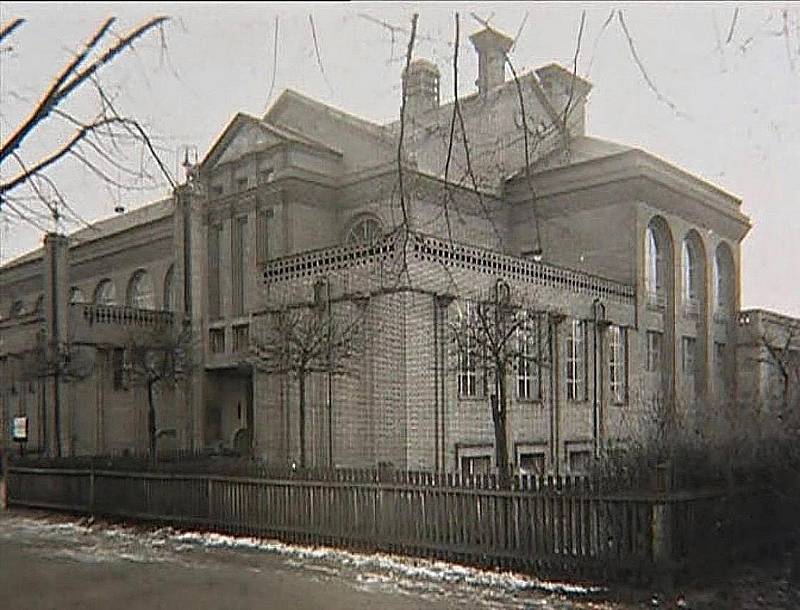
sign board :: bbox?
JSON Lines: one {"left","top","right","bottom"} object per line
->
{"left": 12, "top": 417, "right": 28, "bottom": 442}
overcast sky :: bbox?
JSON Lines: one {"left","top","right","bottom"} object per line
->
{"left": 1, "top": 2, "right": 798, "bottom": 317}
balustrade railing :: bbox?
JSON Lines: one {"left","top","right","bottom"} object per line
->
{"left": 76, "top": 303, "right": 174, "bottom": 327}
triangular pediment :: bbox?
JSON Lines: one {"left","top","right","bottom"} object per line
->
{"left": 201, "top": 114, "right": 286, "bottom": 170}
{"left": 215, "top": 123, "right": 280, "bottom": 165}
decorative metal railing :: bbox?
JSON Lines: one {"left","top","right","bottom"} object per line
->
{"left": 263, "top": 231, "right": 637, "bottom": 304}
{"left": 263, "top": 237, "right": 398, "bottom": 282}
{"left": 411, "top": 234, "right": 635, "bottom": 303}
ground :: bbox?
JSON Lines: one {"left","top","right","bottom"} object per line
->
{"left": 0, "top": 510, "right": 797, "bottom": 609}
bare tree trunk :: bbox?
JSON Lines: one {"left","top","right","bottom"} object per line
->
{"left": 147, "top": 378, "right": 156, "bottom": 461}
{"left": 493, "top": 361, "right": 511, "bottom": 486}
{"left": 298, "top": 369, "right": 307, "bottom": 469}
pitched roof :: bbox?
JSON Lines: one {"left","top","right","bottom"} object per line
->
{"left": 1, "top": 197, "right": 173, "bottom": 270}
{"left": 265, "top": 89, "right": 395, "bottom": 146}
{"left": 201, "top": 111, "right": 341, "bottom": 169}
{"left": 530, "top": 135, "right": 634, "bottom": 173}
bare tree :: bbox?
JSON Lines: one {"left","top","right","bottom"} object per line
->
{"left": 449, "top": 279, "right": 550, "bottom": 484}
{"left": 0, "top": 16, "right": 174, "bottom": 231}
{"left": 4, "top": 330, "right": 95, "bottom": 457}
{"left": 757, "top": 325, "right": 800, "bottom": 425}
{"left": 250, "top": 282, "right": 366, "bottom": 468}
{"left": 123, "top": 323, "right": 196, "bottom": 459}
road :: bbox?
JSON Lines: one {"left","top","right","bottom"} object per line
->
{"left": 0, "top": 511, "right": 617, "bottom": 610}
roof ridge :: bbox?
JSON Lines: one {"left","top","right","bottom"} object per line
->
{"left": 266, "top": 89, "right": 393, "bottom": 143}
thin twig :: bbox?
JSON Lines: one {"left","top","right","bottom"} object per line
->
{"left": 562, "top": 11, "right": 587, "bottom": 137}
{"left": 266, "top": 16, "right": 279, "bottom": 104}
{"left": 586, "top": 9, "right": 615, "bottom": 77}
{"left": 617, "top": 11, "right": 690, "bottom": 120}
{"left": 442, "top": 13, "right": 460, "bottom": 248}
{"left": 726, "top": 7, "right": 740, "bottom": 44}
{"left": 308, "top": 15, "right": 333, "bottom": 96}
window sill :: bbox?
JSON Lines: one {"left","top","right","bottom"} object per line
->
{"left": 516, "top": 398, "right": 544, "bottom": 405}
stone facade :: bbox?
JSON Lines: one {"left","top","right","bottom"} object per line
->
{"left": 1, "top": 27, "right": 796, "bottom": 473}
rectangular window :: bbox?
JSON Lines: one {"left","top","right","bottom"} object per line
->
{"left": 207, "top": 223, "right": 221, "bottom": 320}
{"left": 233, "top": 324, "right": 249, "bottom": 353}
{"left": 609, "top": 325, "right": 628, "bottom": 404}
{"left": 517, "top": 317, "right": 541, "bottom": 400}
{"left": 682, "top": 336, "right": 697, "bottom": 375}
{"left": 231, "top": 216, "right": 247, "bottom": 317}
{"left": 236, "top": 176, "right": 249, "bottom": 192}
{"left": 458, "top": 302, "right": 478, "bottom": 398}
{"left": 256, "top": 208, "right": 273, "bottom": 266}
{"left": 210, "top": 328, "right": 225, "bottom": 354}
{"left": 518, "top": 452, "right": 546, "bottom": 476}
{"left": 461, "top": 455, "right": 491, "bottom": 476}
{"left": 646, "top": 331, "right": 662, "bottom": 373}
{"left": 566, "top": 319, "right": 587, "bottom": 401}
{"left": 112, "top": 348, "right": 125, "bottom": 391}
{"left": 210, "top": 184, "right": 223, "bottom": 197}
{"left": 568, "top": 449, "right": 593, "bottom": 474}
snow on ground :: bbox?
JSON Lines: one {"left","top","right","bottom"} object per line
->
{"left": 0, "top": 511, "right": 620, "bottom": 609}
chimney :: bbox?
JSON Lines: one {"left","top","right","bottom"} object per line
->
{"left": 402, "top": 58, "right": 440, "bottom": 119}
{"left": 469, "top": 27, "right": 514, "bottom": 96}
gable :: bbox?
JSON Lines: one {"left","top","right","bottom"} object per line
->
{"left": 214, "top": 122, "right": 281, "bottom": 166}
{"left": 201, "top": 115, "right": 285, "bottom": 171}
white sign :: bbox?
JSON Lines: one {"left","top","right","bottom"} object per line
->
{"left": 13, "top": 417, "right": 27, "bottom": 442}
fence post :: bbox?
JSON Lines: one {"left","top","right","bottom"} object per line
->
{"left": 651, "top": 462, "right": 675, "bottom": 590}
{"left": 89, "top": 464, "right": 95, "bottom": 515}
{"left": 207, "top": 475, "right": 213, "bottom": 528}
{"left": 0, "top": 448, "right": 7, "bottom": 511}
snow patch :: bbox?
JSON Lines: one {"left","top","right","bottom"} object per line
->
{"left": 168, "top": 530, "right": 603, "bottom": 596}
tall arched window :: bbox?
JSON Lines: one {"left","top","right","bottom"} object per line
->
{"left": 345, "top": 215, "right": 382, "bottom": 245}
{"left": 163, "top": 265, "right": 175, "bottom": 311}
{"left": 715, "top": 242, "right": 734, "bottom": 316}
{"left": 94, "top": 279, "right": 117, "bottom": 306}
{"left": 34, "top": 294, "right": 44, "bottom": 316}
{"left": 682, "top": 231, "right": 706, "bottom": 317}
{"left": 127, "top": 270, "right": 155, "bottom": 309}
{"left": 682, "top": 240, "right": 697, "bottom": 306}
{"left": 645, "top": 226, "right": 661, "bottom": 301}
{"left": 69, "top": 287, "right": 87, "bottom": 304}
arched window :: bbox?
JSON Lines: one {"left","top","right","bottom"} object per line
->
{"left": 645, "top": 225, "right": 662, "bottom": 300}
{"left": 345, "top": 215, "right": 382, "bottom": 245}
{"left": 682, "top": 240, "right": 698, "bottom": 307}
{"left": 127, "top": 270, "right": 155, "bottom": 309}
{"left": 94, "top": 279, "right": 117, "bottom": 306}
{"left": 69, "top": 287, "right": 87, "bottom": 304}
{"left": 163, "top": 265, "right": 175, "bottom": 312}
{"left": 715, "top": 242, "right": 735, "bottom": 315}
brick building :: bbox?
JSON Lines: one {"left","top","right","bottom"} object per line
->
{"left": 1, "top": 26, "right": 796, "bottom": 473}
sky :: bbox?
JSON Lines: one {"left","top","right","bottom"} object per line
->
{"left": 1, "top": 2, "right": 798, "bottom": 317}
